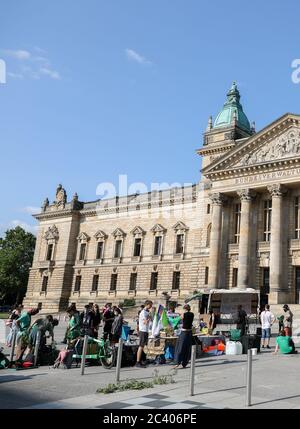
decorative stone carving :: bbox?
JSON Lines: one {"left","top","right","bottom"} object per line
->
{"left": 70, "top": 193, "right": 84, "bottom": 211}
{"left": 267, "top": 184, "right": 288, "bottom": 197}
{"left": 112, "top": 228, "right": 126, "bottom": 238}
{"left": 77, "top": 232, "right": 90, "bottom": 242}
{"left": 131, "top": 226, "right": 146, "bottom": 236}
{"left": 42, "top": 198, "right": 49, "bottom": 212}
{"left": 173, "top": 221, "right": 189, "bottom": 232}
{"left": 94, "top": 230, "right": 107, "bottom": 241}
{"left": 151, "top": 224, "right": 166, "bottom": 235}
{"left": 208, "top": 192, "right": 227, "bottom": 206}
{"left": 44, "top": 225, "right": 59, "bottom": 241}
{"left": 237, "top": 189, "right": 256, "bottom": 201}
{"left": 54, "top": 184, "right": 67, "bottom": 209}
{"left": 238, "top": 128, "right": 300, "bottom": 166}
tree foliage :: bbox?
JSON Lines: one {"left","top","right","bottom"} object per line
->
{"left": 0, "top": 226, "right": 36, "bottom": 304}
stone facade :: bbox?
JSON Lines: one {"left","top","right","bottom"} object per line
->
{"left": 24, "top": 84, "right": 300, "bottom": 312}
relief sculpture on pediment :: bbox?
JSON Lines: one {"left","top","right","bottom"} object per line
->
{"left": 238, "top": 128, "right": 300, "bottom": 167}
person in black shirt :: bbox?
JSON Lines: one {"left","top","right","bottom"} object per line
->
{"left": 173, "top": 304, "right": 194, "bottom": 369}
{"left": 103, "top": 303, "right": 115, "bottom": 341}
{"left": 92, "top": 304, "right": 101, "bottom": 338}
{"left": 235, "top": 305, "right": 247, "bottom": 337}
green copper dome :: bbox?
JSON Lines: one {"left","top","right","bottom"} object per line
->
{"left": 213, "top": 82, "right": 251, "bottom": 132}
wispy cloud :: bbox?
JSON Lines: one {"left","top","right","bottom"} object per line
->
{"left": 21, "top": 206, "right": 40, "bottom": 215}
{"left": 1, "top": 47, "right": 61, "bottom": 81}
{"left": 125, "top": 48, "right": 152, "bottom": 65}
{"left": 0, "top": 220, "right": 38, "bottom": 236}
{"left": 39, "top": 67, "right": 61, "bottom": 80}
{"left": 3, "top": 49, "right": 31, "bottom": 60}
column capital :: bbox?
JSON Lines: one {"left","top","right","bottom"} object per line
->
{"left": 267, "top": 184, "right": 288, "bottom": 198}
{"left": 208, "top": 192, "right": 227, "bottom": 206}
{"left": 237, "top": 188, "right": 256, "bottom": 202}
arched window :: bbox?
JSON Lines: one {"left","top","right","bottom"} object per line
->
{"left": 206, "top": 223, "right": 212, "bottom": 247}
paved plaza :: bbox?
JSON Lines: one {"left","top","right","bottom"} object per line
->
{"left": 1, "top": 340, "right": 300, "bottom": 409}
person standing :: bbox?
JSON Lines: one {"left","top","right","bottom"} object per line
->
{"left": 80, "top": 304, "right": 95, "bottom": 337}
{"left": 260, "top": 305, "right": 275, "bottom": 349}
{"left": 6, "top": 304, "right": 23, "bottom": 347}
{"left": 283, "top": 304, "right": 293, "bottom": 337}
{"left": 136, "top": 305, "right": 145, "bottom": 334}
{"left": 173, "top": 304, "right": 194, "bottom": 369}
{"left": 66, "top": 306, "right": 81, "bottom": 347}
{"left": 235, "top": 305, "right": 247, "bottom": 337}
{"left": 92, "top": 304, "right": 101, "bottom": 338}
{"left": 111, "top": 307, "right": 123, "bottom": 344}
{"left": 103, "top": 303, "right": 114, "bottom": 341}
{"left": 135, "top": 300, "right": 153, "bottom": 368}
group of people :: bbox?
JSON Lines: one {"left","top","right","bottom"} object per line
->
{"left": 135, "top": 300, "right": 195, "bottom": 369}
{"left": 260, "top": 304, "right": 297, "bottom": 354}
{"left": 6, "top": 305, "right": 59, "bottom": 362}
{"left": 64, "top": 302, "right": 124, "bottom": 347}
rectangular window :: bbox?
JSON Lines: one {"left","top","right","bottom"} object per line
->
{"left": 232, "top": 268, "right": 238, "bottom": 288}
{"left": 96, "top": 241, "right": 104, "bottom": 259}
{"left": 154, "top": 236, "right": 162, "bottom": 256}
{"left": 79, "top": 243, "right": 86, "bottom": 261}
{"left": 74, "top": 275, "right": 81, "bottom": 292}
{"left": 295, "top": 197, "right": 300, "bottom": 239}
{"left": 175, "top": 234, "right": 184, "bottom": 254}
{"left": 41, "top": 276, "right": 48, "bottom": 292}
{"left": 110, "top": 274, "right": 118, "bottom": 291}
{"left": 150, "top": 272, "right": 158, "bottom": 290}
{"left": 133, "top": 238, "right": 142, "bottom": 257}
{"left": 263, "top": 200, "right": 272, "bottom": 242}
{"left": 46, "top": 244, "right": 53, "bottom": 261}
{"left": 205, "top": 267, "right": 209, "bottom": 285}
{"left": 129, "top": 272, "right": 137, "bottom": 290}
{"left": 172, "top": 271, "right": 181, "bottom": 290}
{"left": 114, "top": 240, "right": 122, "bottom": 258}
{"left": 234, "top": 203, "right": 241, "bottom": 244}
{"left": 207, "top": 204, "right": 211, "bottom": 214}
{"left": 92, "top": 274, "right": 99, "bottom": 292}
{"left": 262, "top": 268, "right": 270, "bottom": 294}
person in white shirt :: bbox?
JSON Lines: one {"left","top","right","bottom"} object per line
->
{"left": 260, "top": 305, "right": 275, "bottom": 349}
{"left": 135, "top": 300, "right": 153, "bottom": 368}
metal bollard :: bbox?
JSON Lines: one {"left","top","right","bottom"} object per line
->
{"left": 189, "top": 345, "right": 197, "bottom": 396}
{"left": 115, "top": 338, "right": 124, "bottom": 383}
{"left": 9, "top": 329, "right": 17, "bottom": 363}
{"left": 81, "top": 335, "right": 89, "bottom": 376}
{"left": 246, "top": 348, "right": 253, "bottom": 407}
{"left": 34, "top": 330, "right": 42, "bottom": 367}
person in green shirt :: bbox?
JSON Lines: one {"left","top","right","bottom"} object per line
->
{"left": 28, "top": 315, "right": 59, "bottom": 352}
{"left": 15, "top": 308, "right": 39, "bottom": 361}
{"left": 66, "top": 306, "right": 81, "bottom": 346}
{"left": 273, "top": 330, "right": 297, "bottom": 355}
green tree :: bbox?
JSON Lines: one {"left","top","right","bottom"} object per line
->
{"left": 0, "top": 226, "right": 36, "bottom": 305}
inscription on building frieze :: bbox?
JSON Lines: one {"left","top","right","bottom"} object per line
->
{"left": 234, "top": 167, "right": 300, "bottom": 185}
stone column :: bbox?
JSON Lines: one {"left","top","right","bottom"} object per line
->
{"left": 208, "top": 193, "right": 226, "bottom": 289}
{"left": 237, "top": 189, "right": 256, "bottom": 289}
{"left": 268, "top": 184, "right": 288, "bottom": 303}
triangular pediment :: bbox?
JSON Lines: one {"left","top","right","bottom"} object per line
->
{"left": 173, "top": 221, "right": 189, "bottom": 232}
{"left": 151, "top": 223, "right": 166, "bottom": 234}
{"left": 112, "top": 228, "right": 126, "bottom": 238}
{"left": 202, "top": 113, "right": 300, "bottom": 178}
{"left": 77, "top": 232, "right": 90, "bottom": 242}
{"left": 94, "top": 230, "right": 107, "bottom": 240}
{"left": 131, "top": 226, "right": 146, "bottom": 236}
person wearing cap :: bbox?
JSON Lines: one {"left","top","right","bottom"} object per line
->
{"left": 283, "top": 305, "right": 293, "bottom": 337}
{"left": 173, "top": 304, "right": 194, "bottom": 369}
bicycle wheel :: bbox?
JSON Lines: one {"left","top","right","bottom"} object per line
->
{"left": 99, "top": 344, "right": 116, "bottom": 369}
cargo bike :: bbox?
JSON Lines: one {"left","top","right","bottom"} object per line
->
{"left": 72, "top": 336, "right": 116, "bottom": 369}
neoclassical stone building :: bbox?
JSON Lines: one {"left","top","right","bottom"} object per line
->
{"left": 24, "top": 83, "right": 300, "bottom": 312}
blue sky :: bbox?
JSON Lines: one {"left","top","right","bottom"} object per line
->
{"left": 1, "top": 0, "right": 300, "bottom": 236}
